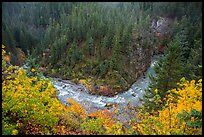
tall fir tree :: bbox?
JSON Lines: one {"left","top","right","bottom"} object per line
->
{"left": 86, "top": 35, "right": 94, "bottom": 56}
{"left": 185, "top": 38, "right": 202, "bottom": 81}
{"left": 142, "top": 35, "right": 184, "bottom": 112}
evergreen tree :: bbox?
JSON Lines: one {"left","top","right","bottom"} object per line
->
{"left": 86, "top": 35, "right": 94, "bottom": 56}
{"left": 185, "top": 38, "right": 202, "bottom": 81}
{"left": 97, "top": 45, "right": 102, "bottom": 64}
{"left": 101, "top": 36, "right": 109, "bottom": 58}
{"left": 50, "top": 46, "right": 57, "bottom": 65}
{"left": 2, "top": 24, "right": 17, "bottom": 54}
{"left": 142, "top": 35, "right": 184, "bottom": 112}
{"left": 111, "top": 33, "right": 121, "bottom": 70}
{"left": 67, "top": 40, "right": 82, "bottom": 68}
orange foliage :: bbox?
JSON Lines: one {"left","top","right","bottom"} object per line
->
{"left": 2, "top": 52, "right": 11, "bottom": 63}
{"left": 88, "top": 109, "right": 115, "bottom": 129}
{"left": 67, "top": 98, "right": 87, "bottom": 120}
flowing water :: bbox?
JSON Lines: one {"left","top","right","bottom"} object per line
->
{"left": 52, "top": 55, "right": 161, "bottom": 116}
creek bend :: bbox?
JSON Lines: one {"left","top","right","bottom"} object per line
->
{"left": 52, "top": 55, "right": 161, "bottom": 117}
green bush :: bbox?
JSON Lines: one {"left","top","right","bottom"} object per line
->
{"left": 81, "top": 118, "right": 105, "bottom": 135}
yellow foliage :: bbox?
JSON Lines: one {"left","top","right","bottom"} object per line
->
{"left": 133, "top": 77, "right": 202, "bottom": 135}
{"left": 2, "top": 44, "right": 6, "bottom": 54}
{"left": 106, "top": 103, "right": 111, "bottom": 107}
{"left": 105, "top": 121, "right": 124, "bottom": 135}
{"left": 11, "top": 129, "right": 18, "bottom": 135}
{"left": 2, "top": 44, "right": 11, "bottom": 63}
{"left": 31, "top": 68, "right": 35, "bottom": 72}
{"left": 79, "top": 79, "right": 92, "bottom": 89}
{"left": 2, "top": 46, "right": 70, "bottom": 134}
{"left": 2, "top": 48, "right": 6, "bottom": 54}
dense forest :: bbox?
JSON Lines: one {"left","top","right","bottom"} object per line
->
{"left": 2, "top": 2, "right": 202, "bottom": 135}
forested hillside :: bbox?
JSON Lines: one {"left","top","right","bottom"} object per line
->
{"left": 2, "top": 2, "right": 202, "bottom": 135}
{"left": 2, "top": 2, "right": 202, "bottom": 96}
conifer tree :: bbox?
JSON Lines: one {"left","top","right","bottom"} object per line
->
{"left": 142, "top": 35, "right": 184, "bottom": 112}
{"left": 86, "top": 35, "right": 94, "bottom": 56}
{"left": 185, "top": 38, "right": 202, "bottom": 81}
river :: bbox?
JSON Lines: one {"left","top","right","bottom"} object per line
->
{"left": 51, "top": 55, "right": 161, "bottom": 119}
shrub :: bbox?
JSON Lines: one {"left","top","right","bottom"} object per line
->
{"left": 131, "top": 77, "right": 202, "bottom": 135}
{"left": 81, "top": 118, "right": 105, "bottom": 135}
{"left": 2, "top": 45, "right": 68, "bottom": 134}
